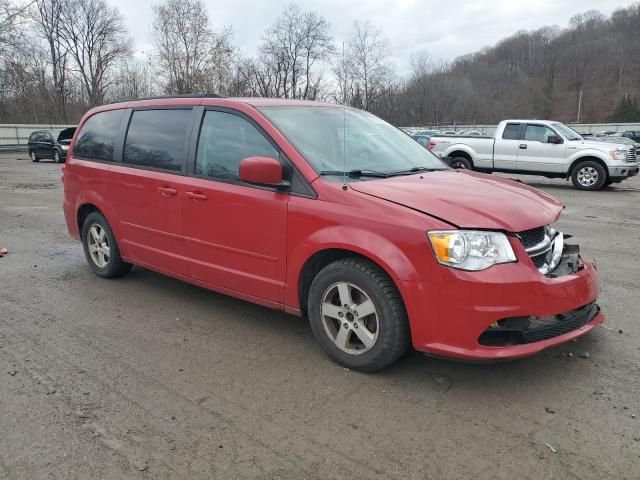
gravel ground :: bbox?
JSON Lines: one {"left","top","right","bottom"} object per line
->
{"left": 1, "top": 152, "right": 639, "bottom": 479}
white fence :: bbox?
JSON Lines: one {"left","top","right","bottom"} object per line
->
{"left": 402, "top": 122, "right": 640, "bottom": 136}
{"left": 2, "top": 121, "right": 640, "bottom": 149}
{"left": 0, "top": 124, "right": 75, "bottom": 149}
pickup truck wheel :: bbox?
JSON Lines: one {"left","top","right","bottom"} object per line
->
{"left": 571, "top": 161, "right": 606, "bottom": 190}
{"left": 450, "top": 157, "right": 472, "bottom": 170}
{"left": 307, "top": 257, "right": 410, "bottom": 372}
{"left": 81, "top": 211, "right": 132, "bottom": 278}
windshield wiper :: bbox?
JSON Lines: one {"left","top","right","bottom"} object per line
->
{"left": 319, "top": 169, "right": 389, "bottom": 178}
{"left": 387, "top": 166, "right": 444, "bottom": 176}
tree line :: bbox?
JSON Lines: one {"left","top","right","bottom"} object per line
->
{"left": 0, "top": 0, "right": 639, "bottom": 125}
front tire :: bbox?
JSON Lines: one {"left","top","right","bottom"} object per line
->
{"left": 81, "top": 211, "right": 131, "bottom": 278}
{"left": 30, "top": 150, "right": 39, "bottom": 162}
{"left": 53, "top": 149, "right": 61, "bottom": 163}
{"left": 571, "top": 161, "right": 606, "bottom": 190}
{"left": 307, "top": 257, "right": 410, "bottom": 372}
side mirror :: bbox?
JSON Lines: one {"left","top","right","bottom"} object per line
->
{"left": 548, "top": 135, "right": 563, "bottom": 144}
{"left": 239, "top": 156, "right": 288, "bottom": 189}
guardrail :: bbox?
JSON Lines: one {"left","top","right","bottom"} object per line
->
{"left": 0, "top": 124, "right": 75, "bottom": 149}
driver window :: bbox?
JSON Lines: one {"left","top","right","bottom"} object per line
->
{"left": 196, "top": 111, "right": 279, "bottom": 181}
{"left": 524, "top": 125, "right": 555, "bottom": 143}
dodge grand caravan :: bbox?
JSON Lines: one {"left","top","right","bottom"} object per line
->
{"left": 62, "top": 96, "right": 604, "bottom": 372}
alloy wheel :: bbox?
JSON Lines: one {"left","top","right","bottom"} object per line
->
{"left": 87, "top": 224, "right": 110, "bottom": 268}
{"left": 320, "top": 281, "right": 379, "bottom": 355}
{"left": 577, "top": 166, "right": 598, "bottom": 187}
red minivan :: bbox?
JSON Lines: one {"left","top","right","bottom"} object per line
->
{"left": 62, "top": 96, "right": 603, "bottom": 371}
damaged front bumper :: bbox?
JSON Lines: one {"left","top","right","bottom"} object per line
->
{"left": 399, "top": 234, "right": 603, "bottom": 361}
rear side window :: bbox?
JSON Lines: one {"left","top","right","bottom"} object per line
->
{"left": 195, "top": 110, "right": 279, "bottom": 181}
{"left": 502, "top": 123, "right": 521, "bottom": 140}
{"left": 123, "top": 109, "right": 192, "bottom": 172}
{"left": 74, "top": 109, "right": 125, "bottom": 161}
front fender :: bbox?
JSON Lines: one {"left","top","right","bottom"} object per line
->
{"left": 285, "top": 225, "right": 425, "bottom": 313}
{"left": 567, "top": 149, "right": 611, "bottom": 170}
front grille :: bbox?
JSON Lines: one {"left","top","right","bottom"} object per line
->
{"left": 531, "top": 254, "right": 547, "bottom": 268}
{"left": 518, "top": 226, "right": 546, "bottom": 249}
{"left": 478, "top": 303, "right": 599, "bottom": 346}
{"left": 516, "top": 225, "right": 565, "bottom": 275}
{"left": 627, "top": 147, "right": 637, "bottom": 163}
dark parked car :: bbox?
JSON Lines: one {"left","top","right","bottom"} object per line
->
{"left": 622, "top": 130, "right": 640, "bottom": 142}
{"left": 28, "top": 127, "right": 76, "bottom": 163}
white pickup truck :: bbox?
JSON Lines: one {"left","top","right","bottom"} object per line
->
{"left": 429, "top": 120, "right": 639, "bottom": 190}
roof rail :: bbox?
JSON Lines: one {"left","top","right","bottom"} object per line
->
{"left": 112, "top": 93, "right": 227, "bottom": 103}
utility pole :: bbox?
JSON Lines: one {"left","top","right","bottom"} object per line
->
{"left": 577, "top": 90, "right": 583, "bottom": 123}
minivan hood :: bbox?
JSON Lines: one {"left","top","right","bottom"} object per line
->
{"left": 349, "top": 170, "right": 563, "bottom": 232}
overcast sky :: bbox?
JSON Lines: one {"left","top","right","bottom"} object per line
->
{"left": 109, "top": 0, "right": 636, "bottom": 72}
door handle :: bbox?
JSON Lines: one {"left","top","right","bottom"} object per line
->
{"left": 519, "top": 144, "right": 528, "bottom": 149}
{"left": 158, "top": 186, "right": 178, "bottom": 196}
{"left": 185, "top": 191, "right": 208, "bottom": 201}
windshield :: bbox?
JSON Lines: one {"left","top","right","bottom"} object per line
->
{"left": 551, "top": 122, "right": 582, "bottom": 141}
{"left": 259, "top": 106, "right": 447, "bottom": 179}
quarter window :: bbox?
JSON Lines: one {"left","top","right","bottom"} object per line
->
{"left": 195, "top": 111, "right": 279, "bottom": 181}
{"left": 123, "top": 109, "right": 192, "bottom": 172}
{"left": 74, "top": 109, "right": 125, "bottom": 161}
{"left": 502, "top": 123, "right": 521, "bottom": 140}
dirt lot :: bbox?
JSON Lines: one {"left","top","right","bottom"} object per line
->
{"left": 0, "top": 152, "right": 639, "bottom": 479}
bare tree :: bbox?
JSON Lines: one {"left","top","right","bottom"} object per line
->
{"left": 34, "top": 0, "right": 69, "bottom": 120}
{"left": 0, "top": 0, "right": 33, "bottom": 52}
{"left": 59, "top": 0, "right": 132, "bottom": 107}
{"left": 343, "top": 20, "right": 392, "bottom": 111}
{"left": 249, "top": 3, "right": 334, "bottom": 99}
{"left": 109, "top": 59, "right": 156, "bottom": 101}
{"left": 152, "top": 0, "right": 234, "bottom": 95}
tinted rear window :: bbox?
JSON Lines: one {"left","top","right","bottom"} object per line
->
{"left": 123, "top": 109, "right": 192, "bottom": 172}
{"left": 74, "top": 110, "right": 125, "bottom": 161}
{"left": 502, "top": 123, "right": 521, "bottom": 140}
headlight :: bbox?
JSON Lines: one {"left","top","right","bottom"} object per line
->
{"left": 609, "top": 148, "right": 626, "bottom": 161}
{"left": 60, "top": 144, "right": 69, "bottom": 150}
{"left": 427, "top": 230, "right": 516, "bottom": 271}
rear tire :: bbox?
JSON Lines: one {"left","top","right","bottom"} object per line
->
{"left": 449, "top": 156, "right": 472, "bottom": 170}
{"left": 30, "top": 150, "right": 39, "bottom": 162}
{"left": 81, "top": 211, "right": 131, "bottom": 278}
{"left": 571, "top": 160, "right": 606, "bottom": 190}
{"left": 307, "top": 257, "right": 410, "bottom": 372}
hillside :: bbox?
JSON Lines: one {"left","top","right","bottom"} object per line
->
{"left": 376, "top": 3, "right": 640, "bottom": 126}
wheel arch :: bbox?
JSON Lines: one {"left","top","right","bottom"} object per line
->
{"left": 446, "top": 149, "right": 474, "bottom": 167}
{"left": 73, "top": 193, "right": 123, "bottom": 252}
{"left": 567, "top": 155, "right": 609, "bottom": 179}
{"left": 296, "top": 247, "right": 411, "bottom": 318}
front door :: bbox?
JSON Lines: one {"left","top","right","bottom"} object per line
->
{"left": 181, "top": 109, "right": 289, "bottom": 305}
{"left": 516, "top": 124, "right": 567, "bottom": 173}
{"left": 108, "top": 108, "right": 194, "bottom": 276}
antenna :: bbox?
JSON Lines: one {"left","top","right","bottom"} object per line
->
{"left": 342, "top": 41, "right": 347, "bottom": 190}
